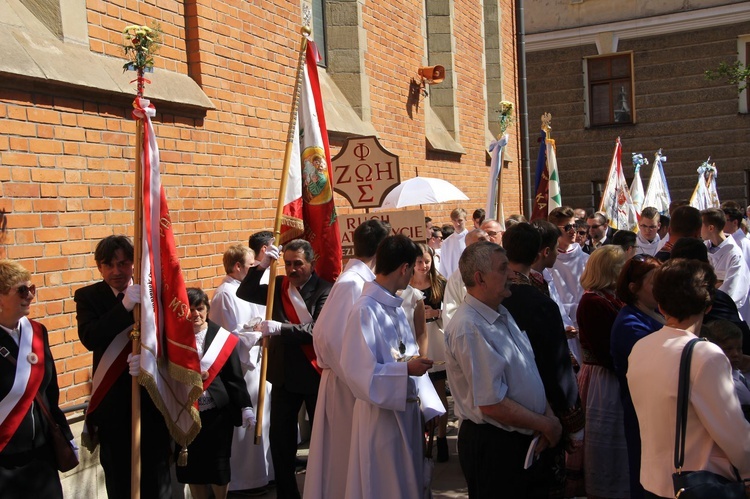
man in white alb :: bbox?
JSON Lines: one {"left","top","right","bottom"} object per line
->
{"left": 547, "top": 206, "right": 588, "bottom": 364}
{"left": 635, "top": 207, "right": 662, "bottom": 256}
{"left": 439, "top": 208, "right": 469, "bottom": 278}
{"left": 304, "top": 220, "right": 389, "bottom": 499}
{"left": 340, "top": 235, "right": 444, "bottom": 499}
{"left": 701, "top": 208, "right": 750, "bottom": 322}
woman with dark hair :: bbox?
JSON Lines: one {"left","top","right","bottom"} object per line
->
{"left": 628, "top": 259, "right": 750, "bottom": 498}
{"left": 409, "top": 243, "right": 450, "bottom": 461}
{"left": 610, "top": 255, "right": 663, "bottom": 499}
{"left": 0, "top": 260, "right": 75, "bottom": 498}
{"left": 175, "top": 288, "right": 254, "bottom": 499}
{"left": 576, "top": 245, "right": 629, "bottom": 498}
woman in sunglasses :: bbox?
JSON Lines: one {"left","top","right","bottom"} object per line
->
{"left": 0, "top": 259, "right": 74, "bottom": 498}
{"left": 610, "top": 255, "right": 664, "bottom": 499}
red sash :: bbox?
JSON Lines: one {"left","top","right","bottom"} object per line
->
{"left": 0, "top": 318, "right": 46, "bottom": 452}
{"left": 86, "top": 328, "right": 131, "bottom": 417}
{"left": 280, "top": 278, "right": 322, "bottom": 374}
{"left": 200, "top": 328, "right": 239, "bottom": 391}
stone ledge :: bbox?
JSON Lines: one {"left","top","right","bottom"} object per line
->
{"left": 0, "top": 3, "right": 213, "bottom": 116}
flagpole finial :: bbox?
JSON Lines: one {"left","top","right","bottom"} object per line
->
{"left": 541, "top": 113, "right": 552, "bottom": 132}
{"left": 301, "top": 25, "right": 312, "bottom": 37}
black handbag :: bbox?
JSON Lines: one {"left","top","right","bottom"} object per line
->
{"left": 671, "top": 338, "right": 745, "bottom": 499}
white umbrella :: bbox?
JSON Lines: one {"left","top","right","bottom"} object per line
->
{"left": 379, "top": 177, "right": 469, "bottom": 209}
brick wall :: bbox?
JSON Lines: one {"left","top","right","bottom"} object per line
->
{"left": 0, "top": 0, "right": 521, "bottom": 406}
{"left": 526, "top": 21, "right": 750, "bottom": 211}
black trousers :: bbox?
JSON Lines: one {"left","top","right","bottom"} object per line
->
{"left": 0, "top": 443, "right": 62, "bottom": 499}
{"left": 458, "top": 420, "right": 534, "bottom": 498}
{"left": 98, "top": 396, "right": 172, "bottom": 499}
{"left": 270, "top": 384, "right": 317, "bottom": 499}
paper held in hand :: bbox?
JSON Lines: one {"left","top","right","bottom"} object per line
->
{"left": 524, "top": 434, "right": 541, "bottom": 470}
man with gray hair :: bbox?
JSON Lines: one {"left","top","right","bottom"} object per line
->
{"left": 445, "top": 241, "right": 561, "bottom": 496}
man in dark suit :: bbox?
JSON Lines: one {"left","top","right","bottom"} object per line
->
{"left": 582, "top": 212, "right": 617, "bottom": 254}
{"left": 237, "top": 238, "right": 332, "bottom": 499}
{"left": 74, "top": 235, "right": 172, "bottom": 499}
{"left": 501, "top": 223, "right": 583, "bottom": 497}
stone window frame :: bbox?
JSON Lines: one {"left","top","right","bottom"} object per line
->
{"left": 307, "top": 0, "right": 377, "bottom": 138}
{"left": 738, "top": 36, "right": 750, "bottom": 114}
{"left": 583, "top": 51, "right": 635, "bottom": 128}
{"left": 423, "top": 0, "right": 464, "bottom": 155}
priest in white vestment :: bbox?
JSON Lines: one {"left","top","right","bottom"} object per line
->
{"left": 341, "top": 235, "right": 445, "bottom": 499}
{"left": 304, "top": 220, "right": 389, "bottom": 499}
{"left": 209, "top": 245, "right": 274, "bottom": 492}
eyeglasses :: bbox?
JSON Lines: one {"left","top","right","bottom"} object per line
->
{"left": 577, "top": 231, "right": 587, "bottom": 236}
{"left": 13, "top": 284, "right": 36, "bottom": 298}
{"left": 639, "top": 224, "right": 658, "bottom": 230}
{"left": 486, "top": 230, "right": 500, "bottom": 237}
{"left": 557, "top": 224, "right": 576, "bottom": 232}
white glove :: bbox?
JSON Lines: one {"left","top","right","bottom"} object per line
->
{"left": 258, "top": 244, "right": 281, "bottom": 269}
{"left": 238, "top": 330, "right": 262, "bottom": 350}
{"left": 260, "top": 320, "right": 282, "bottom": 336}
{"left": 122, "top": 284, "right": 141, "bottom": 312}
{"left": 70, "top": 439, "right": 79, "bottom": 460}
{"left": 127, "top": 353, "right": 141, "bottom": 377}
{"left": 242, "top": 407, "right": 256, "bottom": 428}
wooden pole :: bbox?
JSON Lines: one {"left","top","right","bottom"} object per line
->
{"left": 130, "top": 65, "right": 146, "bottom": 499}
{"left": 255, "top": 26, "right": 311, "bottom": 445}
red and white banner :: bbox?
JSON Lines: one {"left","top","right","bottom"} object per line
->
{"left": 281, "top": 41, "right": 342, "bottom": 282}
{"left": 133, "top": 97, "right": 203, "bottom": 447}
{"left": 599, "top": 138, "right": 639, "bottom": 231}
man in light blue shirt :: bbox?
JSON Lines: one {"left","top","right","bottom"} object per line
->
{"left": 444, "top": 241, "right": 561, "bottom": 497}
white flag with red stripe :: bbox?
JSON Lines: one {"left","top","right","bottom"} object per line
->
{"left": 599, "top": 137, "right": 639, "bottom": 231}
{"left": 133, "top": 97, "right": 203, "bottom": 448}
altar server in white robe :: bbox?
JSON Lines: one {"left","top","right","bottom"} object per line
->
{"left": 438, "top": 208, "right": 469, "bottom": 278}
{"left": 341, "top": 235, "right": 445, "bottom": 499}
{"left": 209, "top": 245, "right": 274, "bottom": 492}
{"left": 304, "top": 220, "right": 389, "bottom": 499}
{"left": 547, "top": 207, "right": 589, "bottom": 364}
{"left": 701, "top": 208, "right": 750, "bottom": 321}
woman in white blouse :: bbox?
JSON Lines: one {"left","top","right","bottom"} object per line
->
{"left": 627, "top": 259, "right": 750, "bottom": 499}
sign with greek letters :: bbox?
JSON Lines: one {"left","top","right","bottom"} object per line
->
{"left": 332, "top": 136, "right": 400, "bottom": 209}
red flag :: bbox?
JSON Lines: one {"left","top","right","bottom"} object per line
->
{"left": 132, "top": 97, "right": 203, "bottom": 448}
{"left": 280, "top": 42, "right": 342, "bottom": 282}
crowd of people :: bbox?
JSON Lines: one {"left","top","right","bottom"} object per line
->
{"left": 3, "top": 200, "right": 750, "bottom": 498}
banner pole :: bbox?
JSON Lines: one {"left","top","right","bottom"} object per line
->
{"left": 255, "top": 26, "right": 310, "bottom": 445}
{"left": 130, "top": 67, "right": 144, "bottom": 499}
